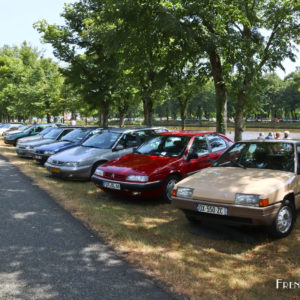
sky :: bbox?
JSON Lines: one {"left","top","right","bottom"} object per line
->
{"left": 0, "top": 0, "right": 299, "bottom": 79}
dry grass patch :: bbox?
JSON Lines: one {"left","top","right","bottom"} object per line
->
{"left": 1, "top": 139, "right": 299, "bottom": 300}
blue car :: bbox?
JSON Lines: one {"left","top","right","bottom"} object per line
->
{"left": 33, "top": 127, "right": 100, "bottom": 164}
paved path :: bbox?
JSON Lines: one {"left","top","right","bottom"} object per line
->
{"left": 0, "top": 155, "right": 177, "bottom": 300}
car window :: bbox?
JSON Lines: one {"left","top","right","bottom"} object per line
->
{"left": 215, "top": 142, "right": 295, "bottom": 172}
{"left": 189, "top": 136, "right": 209, "bottom": 156}
{"left": 58, "top": 129, "right": 74, "bottom": 140}
{"left": 61, "top": 128, "right": 90, "bottom": 142}
{"left": 82, "top": 132, "right": 121, "bottom": 149}
{"left": 136, "top": 135, "right": 191, "bottom": 157}
{"left": 34, "top": 126, "right": 45, "bottom": 133}
{"left": 118, "top": 133, "right": 138, "bottom": 148}
{"left": 135, "top": 130, "right": 156, "bottom": 144}
{"left": 43, "top": 128, "right": 64, "bottom": 139}
{"left": 207, "top": 134, "right": 227, "bottom": 152}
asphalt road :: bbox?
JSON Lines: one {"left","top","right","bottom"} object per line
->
{"left": 0, "top": 155, "right": 178, "bottom": 300}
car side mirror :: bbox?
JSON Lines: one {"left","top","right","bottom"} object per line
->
{"left": 113, "top": 144, "right": 124, "bottom": 151}
{"left": 133, "top": 146, "right": 139, "bottom": 153}
{"left": 187, "top": 153, "right": 198, "bottom": 160}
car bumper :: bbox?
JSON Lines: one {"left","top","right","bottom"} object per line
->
{"left": 91, "top": 175, "right": 162, "bottom": 197}
{"left": 33, "top": 153, "right": 50, "bottom": 164}
{"left": 4, "top": 138, "right": 17, "bottom": 145}
{"left": 45, "top": 162, "right": 91, "bottom": 180}
{"left": 172, "top": 197, "right": 282, "bottom": 226}
{"left": 16, "top": 148, "right": 35, "bottom": 158}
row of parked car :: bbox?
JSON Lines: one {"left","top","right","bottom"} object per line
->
{"left": 2, "top": 122, "right": 300, "bottom": 239}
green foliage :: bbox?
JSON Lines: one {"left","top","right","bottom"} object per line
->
{"left": 0, "top": 43, "right": 68, "bottom": 121}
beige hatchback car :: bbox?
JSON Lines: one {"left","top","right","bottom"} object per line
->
{"left": 172, "top": 140, "right": 300, "bottom": 238}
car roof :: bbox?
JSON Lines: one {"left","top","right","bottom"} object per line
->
{"left": 159, "top": 131, "right": 222, "bottom": 137}
{"left": 101, "top": 127, "right": 156, "bottom": 133}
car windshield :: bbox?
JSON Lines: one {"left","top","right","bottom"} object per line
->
{"left": 23, "top": 126, "right": 34, "bottom": 133}
{"left": 40, "top": 127, "right": 53, "bottom": 135}
{"left": 136, "top": 135, "right": 191, "bottom": 157}
{"left": 43, "top": 128, "right": 64, "bottom": 139}
{"left": 214, "top": 142, "right": 295, "bottom": 172}
{"left": 82, "top": 132, "right": 120, "bottom": 149}
{"left": 61, "top": 128, "right": 90, "bottom": 142}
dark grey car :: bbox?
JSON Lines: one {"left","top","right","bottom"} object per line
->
{"left": 44, "top": 127, "right": 157, "bottom": 180}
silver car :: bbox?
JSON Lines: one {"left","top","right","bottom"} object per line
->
{"left": 45, "top": 127, "right": 157, "bottom": 180}
{"left": 16, "top": 127, "right": 76, "bottom": 158}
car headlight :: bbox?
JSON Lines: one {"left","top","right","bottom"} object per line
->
{"left": 64, "top": 162, "right": 79, "bottom": 167}
{"left": 176, "top": 187, "right": 194, "bottom": 198}
{"left": 235, "top": 193, "right": 260, "bottom": 207}
{"left": 126, "top": 175, "right": 149, "bottom": 182}
{"left": 44, "top": 151, "right": 55, "bottom": 155}
{"left": 94, "top": 169, "right": 104, "bottom": 176}
{"left": 25, "top": 145, "right": 33, "bottom": 150}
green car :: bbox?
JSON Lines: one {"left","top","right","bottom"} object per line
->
{"left": 4, "top": 124, "right": 53, "bottom": 146}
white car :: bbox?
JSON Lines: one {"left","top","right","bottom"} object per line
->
{"left": 0, "top": 123, "right": 23, "bottom": 135}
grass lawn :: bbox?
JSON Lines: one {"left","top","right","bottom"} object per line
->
{"left": 0, "top": 139, "right": 299, "bottom": 300}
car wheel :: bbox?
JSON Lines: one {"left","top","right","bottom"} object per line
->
{"left": 90, "top": 162, "right": 105, "bottom": 178}
{"left": 269, "top": 200, "right": 295, "bottom": 238}
{"left": 162, "top": 175, "right": 180, "bottom": 203}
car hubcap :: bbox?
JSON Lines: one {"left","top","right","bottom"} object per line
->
{"left": 276, "top": 206, "right": 292, "bottom": 234}
{"left": 166, "top": 178, "right": 177, "bottom": 201}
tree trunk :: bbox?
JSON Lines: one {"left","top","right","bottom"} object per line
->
{"left": 47, "top": 113, "right": 51, "bottom": 123}
{"left": 143, "top": 89, "right": 153, "bottom": 127}
{"left": 102, "top": 101, "right": 109, "bottom": 128}
{"left": 178, "top": 97, "right": 188, "bottom": 131}
{"left": 119, "top": 115, "right": 125, "bottom": 127}
{"left": 209, "top": 51, "right": 227, "bottom": 134}
{"left": 234, "top": 92, "right": 246, "bottom": 142}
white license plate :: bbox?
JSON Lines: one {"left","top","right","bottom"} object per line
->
{"left": 103, "top": 181, "right": 121, "bottom": 190}
{"left": 35, "top": 155, "right": 42, "bottom": 159}
{"left": 196, "top": 204, "right": 228, "bottom": 216}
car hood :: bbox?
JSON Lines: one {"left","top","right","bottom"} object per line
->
{"left": 36, "top": 141, "right": 76, "bottom": 151}
{"left": 49, "top": 146, "right": 109, "bottom": 162}
{"left": 25, "top": 138, "right": 56, "bottom": 148}
{"left": 175, "top": 167, "right": 296, "bottom": 204}
{"left": 18, "top": 135, "right": 42, "bottom": 143}
{"left": 4, "top": 129, "right": 22, "bottom": 135}
{"left": 101, "top": 153, "right": 179, "bottom": 176}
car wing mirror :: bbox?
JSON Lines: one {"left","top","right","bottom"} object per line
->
{"left": 113, "top": 144, "right": 124, "bottom": 151}
{"left": 186, "top": 153, "right": 198, "bottom": 160}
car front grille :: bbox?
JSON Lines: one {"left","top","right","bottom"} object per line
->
{"left": 105, "top": 172, "right": 125, "bottom": 180}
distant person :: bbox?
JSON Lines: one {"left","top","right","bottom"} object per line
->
{"left": 71, "top": 119, "right": 76, "bottom": 126}
{"left": 265, "top": 132, "right": 273, "bottom": 139}
{"left": 275, "top": 132, "right": 281, "bottom": 139}
{"left": 257, "top": 132, "right": 264, "bottom": 140}
{"left": 283, "top": 131, "right": 290, "bottom": 139}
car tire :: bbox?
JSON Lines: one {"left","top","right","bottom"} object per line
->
{"left": 162, "top": 174, "right": 180, "bottom": 203}
{"left": 90, "top": 161, "right": 105, "bottom": 178}
{"left": 268, "top": 200, "right": 295, "bottom": 238}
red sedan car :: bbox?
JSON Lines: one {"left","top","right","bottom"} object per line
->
{"left": 91, "top": 132, "right": 233, "bottom": 202}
